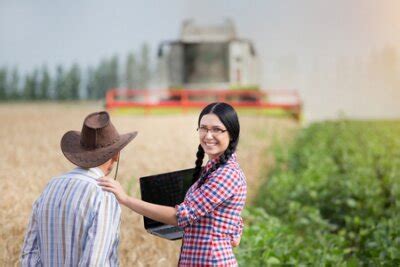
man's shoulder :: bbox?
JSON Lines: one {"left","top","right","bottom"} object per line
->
{"left": 46, "top": 169, "right": 102, "bottom": 194}
{"left": 66, "top": 170, "right": 119, "bottom": 198}
{"left": 44, "top": 171, "right": 119, "bottom": 207}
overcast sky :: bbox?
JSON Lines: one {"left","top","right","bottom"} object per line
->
{"left": 1, "top": 0, "right": 399, "bottom": 120}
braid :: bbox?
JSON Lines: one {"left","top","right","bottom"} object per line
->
{"left": 219, "top": 141, "right": 236, "bottom": 165}
{"left": 192, "top": 144, "right": 205, "bottom": 183}
{"left": 196, "top": 141, "right": 236, "bottom": 188}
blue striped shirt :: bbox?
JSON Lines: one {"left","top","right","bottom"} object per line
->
{"left": 21, "top": 167, "right": 121, "bottom": 267}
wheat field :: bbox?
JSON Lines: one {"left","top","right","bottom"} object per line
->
{"left": 0, "top": 102, "right": 298, "bottom": 266}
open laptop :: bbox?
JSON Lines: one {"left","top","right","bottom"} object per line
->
{"left": 139, "top": 168, "right": 196, "bottom": 240}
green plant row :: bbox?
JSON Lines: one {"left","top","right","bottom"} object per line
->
{"left": 237, "top": 120, "right": 400, "bottom": 266}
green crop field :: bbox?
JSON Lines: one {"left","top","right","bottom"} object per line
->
{"left": 237, "top": 120, "right": 400, "bottom": 266}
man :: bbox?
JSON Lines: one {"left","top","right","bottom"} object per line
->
{"left": 20, "top": 111, "right": 137, "bottom": 266}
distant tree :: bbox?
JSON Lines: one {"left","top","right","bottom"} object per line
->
{"left": 0, "top": 67, "right": 7, "bottom": 100}
{"left": 125, "top": 52, "right": 137, "bottom": 89}
{"left": 138, "top": 43, "right": 150, "bottom": 88}
{"left": 92, "top": 57, "right": 120, "bottom": 99}
{"left": 23, "top": 74, "right": 33, "bottom": 100}
{"left": 8, "top": 68, "right": 20, "bottom": 100}
{"left": 55, "top": 65, "right": 68, "bottom": 100}
{"left": 94, "top": 59, "right": 108, "bottom": 99}
{"left": 109, "top": 55, "right": 119, "bottom": 89}
{"left": 86, "top": 67, "right": 96, "bottom": 99}
{"left": 39, "top": 66, "right": 50, "bottom": 100}
{"left": 22, "top": 69, "right": 39, "bottom": 100}
{"left": 32, "top": 69, "right": 39, "bottom": 99}
{"left": 66, "top": 64, "right": 81, "bottom": 99}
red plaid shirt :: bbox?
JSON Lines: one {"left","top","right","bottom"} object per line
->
{"left": 176, "top": 153, "right": 247, "bottom": 266}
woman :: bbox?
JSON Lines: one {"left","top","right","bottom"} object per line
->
{"left": 99, "top": 102, "right": 247, "bottom": 266}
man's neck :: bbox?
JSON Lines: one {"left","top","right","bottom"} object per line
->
{"left": 98, "top": 164, "right": 110, "bottom": 177}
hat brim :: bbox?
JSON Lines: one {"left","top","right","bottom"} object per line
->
{"left": 60, "top": 131, "right": 138, "bottom": 168}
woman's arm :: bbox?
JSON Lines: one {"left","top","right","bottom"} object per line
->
{"left": 98, "top": 178, "right": 178, "bottom": 226}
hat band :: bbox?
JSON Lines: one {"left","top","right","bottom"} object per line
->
{"left": 80, "top": 136, "right": 121, "bottom": 149}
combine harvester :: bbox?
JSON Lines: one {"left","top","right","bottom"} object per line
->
{"left": 106, "top": 19, "right": 302, "bottom": 120}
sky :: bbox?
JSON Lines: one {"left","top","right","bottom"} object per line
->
{"left": 1, "top": 0, "right": 399, "bottom": 121}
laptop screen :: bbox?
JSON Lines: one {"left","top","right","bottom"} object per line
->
{"left": 139, "top": 168, "right": 196, "bottom": 229}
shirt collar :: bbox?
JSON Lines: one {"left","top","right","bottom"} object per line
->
{"left": 205, "top": 156, "right": 219, "bottom": 170}
{"left": 89, "top": 167, "right": 105, "bottom": 178}
{"left": 73, "top": 167, "right": 105, "bottom": 180}
{"left": 204, "top": 152, "right": 237, "bottom": 171}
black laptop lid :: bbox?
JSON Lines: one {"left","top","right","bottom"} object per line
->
{"left": 139, "top": 168, "right": 195, "bottom": 229}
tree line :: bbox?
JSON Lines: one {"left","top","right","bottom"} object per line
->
{"left": 0, "top": 43, "right": 151, "bottom": 101}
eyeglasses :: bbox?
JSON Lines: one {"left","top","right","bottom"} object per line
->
{"left": 197, "top": 126, "right": 228, "bottom": 136}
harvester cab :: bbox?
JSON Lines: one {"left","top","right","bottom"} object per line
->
{"left": 157, "top": 19, "right": 260, "bottom": 93}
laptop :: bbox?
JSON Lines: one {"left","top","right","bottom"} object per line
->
{"left": 139, "top": 168, "right": 196, "bottom": 240}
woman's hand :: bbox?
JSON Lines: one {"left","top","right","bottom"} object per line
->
{"left": 98, "top": 177, "right": 129, "bottom": 205}
{"left": 99, "top": 178, "right": 178, "bottom": 225}
{"left": 231, "top": 236, "right": 241, "bottom": 247}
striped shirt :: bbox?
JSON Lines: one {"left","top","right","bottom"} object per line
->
{"left": 176, "top": 153, "right": 247, "bottom": 266}
{"left": 21, "top": 167, "right": 121, "bottom": 267}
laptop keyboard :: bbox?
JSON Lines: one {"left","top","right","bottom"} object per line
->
{"left": 156, "top": 226, "right": 182, "bottom": 235}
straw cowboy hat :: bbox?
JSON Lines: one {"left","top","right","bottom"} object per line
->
{"left": 61, "top": 111, "right": 137, "bottom": 168}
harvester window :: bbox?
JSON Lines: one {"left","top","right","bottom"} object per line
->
{"left": 183, "top": 43, "right": 229, "bottom": 84}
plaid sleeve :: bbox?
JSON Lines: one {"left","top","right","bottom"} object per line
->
{"left": 231, "top": 217, "right": 243, "bottom": 243}
{"left": 176, "top": 167, "right": 239, "bottom": 228}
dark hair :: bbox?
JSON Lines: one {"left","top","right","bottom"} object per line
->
{"left": 193, "top": 102, "right": 240, "bottom": 185}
